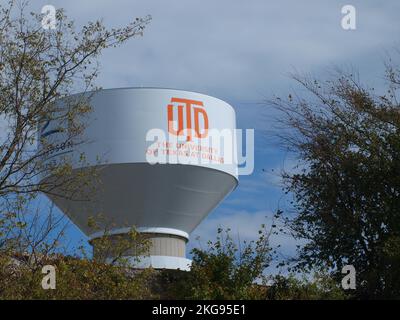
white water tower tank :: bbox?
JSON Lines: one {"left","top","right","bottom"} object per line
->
{"left": 40, "top": 88, "right": 238, "bottom": 270}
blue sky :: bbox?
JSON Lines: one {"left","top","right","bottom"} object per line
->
{"left": 14, "top": 0, "right": 400, "bottom": 271}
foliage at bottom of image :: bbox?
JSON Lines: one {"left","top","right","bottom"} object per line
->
{"left": 0, "top": 254, "right": 155, "bottom": 299}
{"left": 0, "top": 226, "right": 347, "bottom": 300}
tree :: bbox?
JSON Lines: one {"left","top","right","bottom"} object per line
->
{"left": 0, "top": 197, "right": 153, "bottom": 299}
{"left": 0, "top": 0, "right": 150, "bottom": 201}
{"left": 266, "top": 272, "right": 346, "bottom": 300}
{"left": 271, "top": 61, "right": 400, "bottom": 299}
{"left": 0, "top": 0, "right": 151, "bottom": 279}
{"left": 0, "top": 253, "right": 156, "bottom": 299}
{"left": 159, "top": 226, "right": 272, "bottom": 300}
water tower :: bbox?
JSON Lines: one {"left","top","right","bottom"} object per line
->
{"left": 40, "top": 88, "right": 238, "bottom": 270}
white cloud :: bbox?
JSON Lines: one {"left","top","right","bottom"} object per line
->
{"left": 28, "top": 0, "right": 400, "bottom": 102}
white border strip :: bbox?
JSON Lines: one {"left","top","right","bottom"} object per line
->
{"left": 88, "top": 227, "right": 189, "bottom": 241}
{"left": 120, "top": 256, "right": 192, "bottom": 271}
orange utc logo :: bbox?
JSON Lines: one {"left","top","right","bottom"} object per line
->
{"left": 167, "top": 97, "right": 209, "bottom": 141}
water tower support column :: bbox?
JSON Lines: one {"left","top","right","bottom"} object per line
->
{"left": 90, "top": 227, "right": 192, "bottom": 271}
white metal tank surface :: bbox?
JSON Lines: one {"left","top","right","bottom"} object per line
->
{"left": 40, "top": 88, "right": 238, "bottom": 270}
